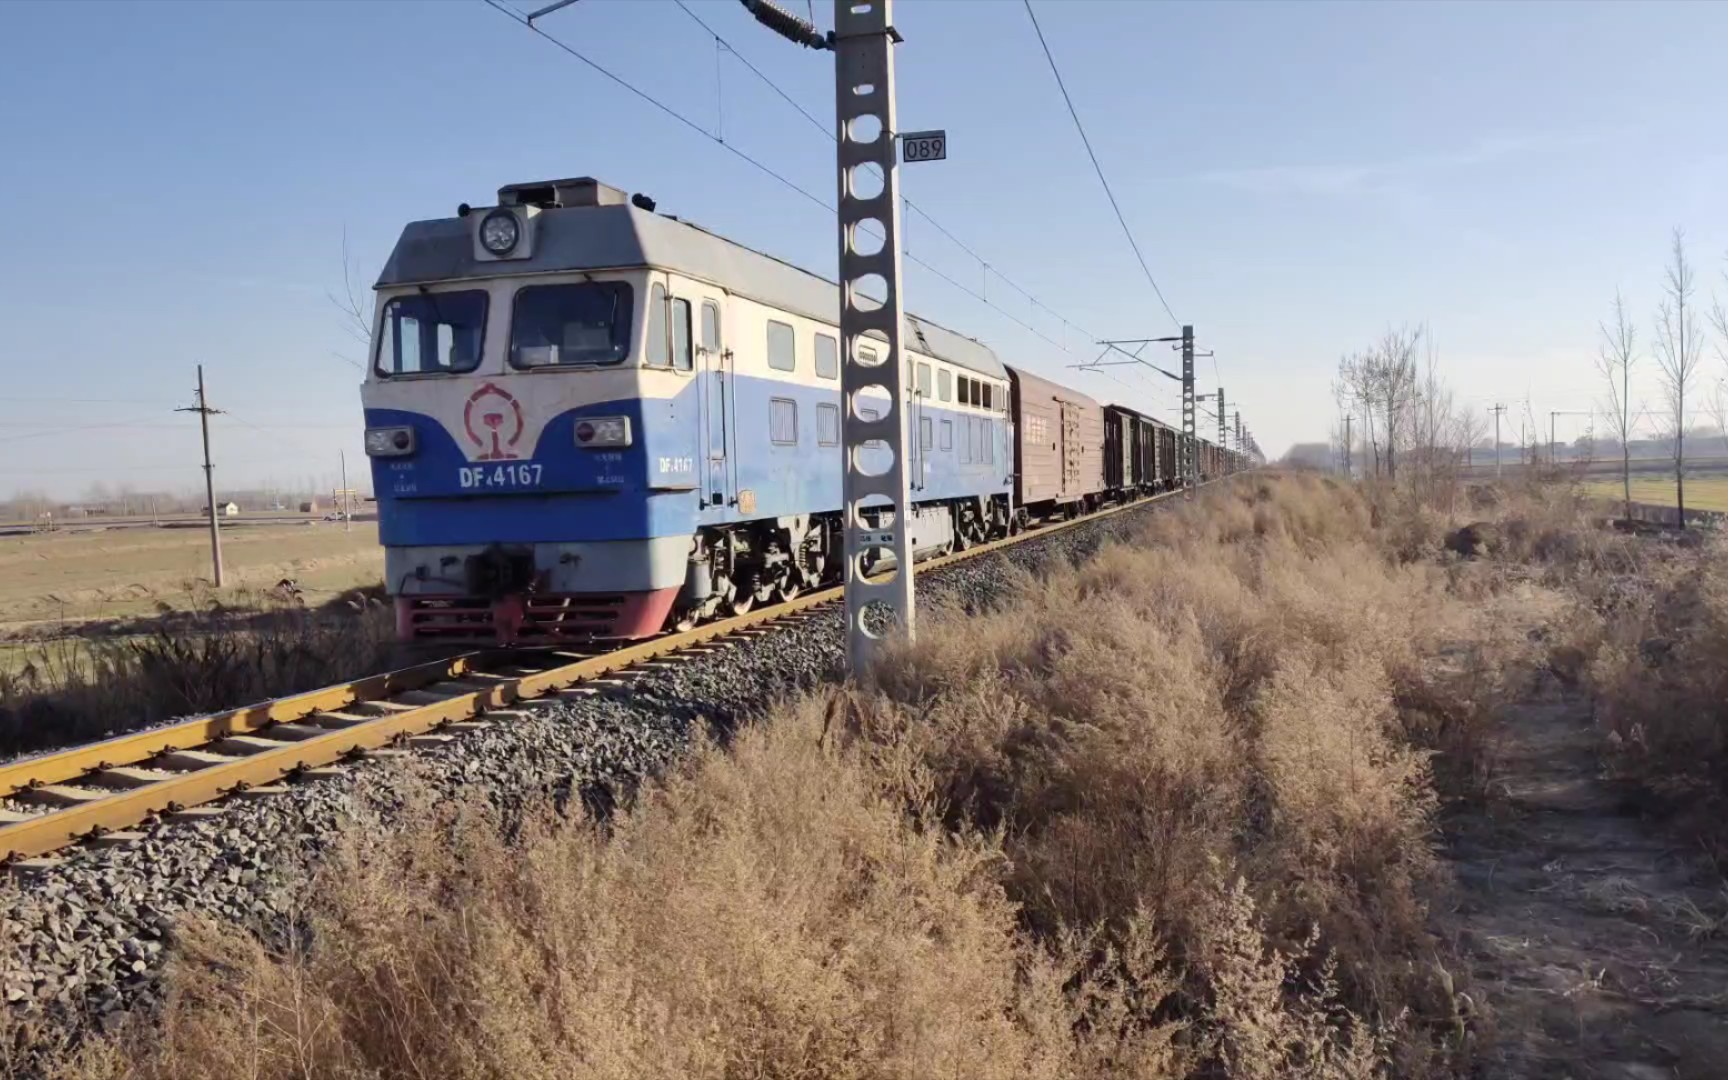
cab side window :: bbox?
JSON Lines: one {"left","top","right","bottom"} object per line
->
{"left": 701, "top": 300, "right": 721, "bottom": 353}
{"left": 645, "top": 283, "right": 668, "bottom": 367}
{"left": 670, "top": 297, "right": 693, "bottom": 371}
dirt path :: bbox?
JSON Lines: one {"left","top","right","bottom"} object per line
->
{"left": 1449, "top": 678, "right": 1728, "bottom": 1078}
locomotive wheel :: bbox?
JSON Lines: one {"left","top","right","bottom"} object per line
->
{"left": 778, "top": 581, "right": 802, "bottom": 602}
{"left": 728, "top": 593, "right": 754, "bottom": 616}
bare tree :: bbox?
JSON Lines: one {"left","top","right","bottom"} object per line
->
{"left": 328, "top": 226, "right": 372, "bottom": 370}
{"left": 1337, "top": 325, "right": 1423, "bottom": 481}
{"left": 1653, "top": 228, "right": 1705, "bottom": 524}
{"left": 1597, "top": 290, "right": 1638, "bottom": 519}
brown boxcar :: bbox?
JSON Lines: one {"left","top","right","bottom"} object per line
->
{"left": 1104, "top": 404, "right": 1161, "bottom": 494}
{"left": 1149, "top": 418, "right": 1178, "bottom": 490}
{"left": 1199, "top": 438, "right": 1221, "bottom": 481}
{"left": 1006, "top": 366, "right": 1105, "bottom": 513}
{"left": 1103, "top": 405, "right": 1132, "bottom": 491}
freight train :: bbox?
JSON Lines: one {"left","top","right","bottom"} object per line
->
{"left": 361, "top": 177, "right": 1246, "bottom": 644}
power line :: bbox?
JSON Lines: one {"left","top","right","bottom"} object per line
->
{"left": 0, "top": 396, "right": 183, "bottom": 406}
{"left": 675, "top": 0, "right": 1180, "bottom": 416}
{"left": 0, "top": 457, "right": 320, "bottom": 476}
{"left": 670, "top": 0, "right": 1104, "bottom": 369}
{"left": 481, "top": 0, "right": 835, "bottom": 221}
{"left": 481, "top": 0, "right": 1181, "bottom": 420}
{"left": 1022, "top": 0, "right": 1179, "bottom": 331}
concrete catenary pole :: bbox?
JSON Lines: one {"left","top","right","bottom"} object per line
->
{"left": 737, "top": 0, "right": 915, "bottom": 673}
{"left": 1180, "top": 325, "right": 1196, "bottom": 487}
{"left": 833, "top": 0, "right": 912, "bottom": 671}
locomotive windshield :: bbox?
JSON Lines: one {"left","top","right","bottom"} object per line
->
{"left": 510, "top": 282, "right": 634, "bottom": 368}
{"left": 375, "top": 290, "right": 487, "bottom": 376}
{"left": 374, "top": 290, "right": 487, "bottom": 374}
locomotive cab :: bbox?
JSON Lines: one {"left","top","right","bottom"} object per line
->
{"left": 363, "top": 180, "right": 711, "bottom": 643}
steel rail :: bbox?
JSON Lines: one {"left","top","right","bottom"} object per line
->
{"left": 0, "top": 484, "right": 1200, "bottom": 863}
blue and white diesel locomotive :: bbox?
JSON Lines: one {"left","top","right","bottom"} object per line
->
{"left": 361, "top": 177, "right": 1018, "bottom": 644}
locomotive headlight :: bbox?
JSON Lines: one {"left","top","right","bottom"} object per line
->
{"left": 574, "top": 416, "right": 632, "bottom": 448}
{"left": 478, "top": 210, "right": 520, "bottom": 255}
{"left": 364, "top": 426, "right": 416, "bottom": 457}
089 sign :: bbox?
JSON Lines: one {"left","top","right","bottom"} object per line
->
{"left": 899, "top": 130, "right": 947, "bottom": 163}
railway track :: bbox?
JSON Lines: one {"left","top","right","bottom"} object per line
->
{"left": 0, "top": 487, "right": 1195, "bottom": 868}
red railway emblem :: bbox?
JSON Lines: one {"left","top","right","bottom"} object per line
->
{"left": 463, "top": 383, "right": 525, "bottom": 461}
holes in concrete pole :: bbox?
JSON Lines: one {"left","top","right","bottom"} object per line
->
{"left": 849, "top": 218, "right": 885, "bottom": 257}
{"left": 848, "top": 163, "right": 884, "bottom": 201}
{"left": 850, "top": 494, "right": 897, "bottom": 531}
{"left": 852, "top": 82, "right": 876, "bottom": 97}
{"left": 847, "top": 114, "right": 882, "bottom": 144}
{"left": 849, "top": 274, "right": 887, "bottom": 312}
{"left": 850, "top": 441, "right": 894, "bottom": 477}
{"left": 849, "top": 387, "right": 891, "bottom": 422}
{"left": 854, "top": 545, "right": 898, "bottom": 582}
{"left": 857, "top": 599, "right": 901, "bottom": 641}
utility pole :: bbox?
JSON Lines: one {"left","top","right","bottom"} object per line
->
{"left": 176, "top": 365, "right": 224, "bottom": 587}
{"left": 340, "top": 451, "right": 351, "bottom": 531}
{"left": 1488, "top": 403, "right": 1506, "bottom": 480}
{"left": 1216, "top": 386, "right": 1227, "bottom": 448}
{"left": 1343, "top": 415, "right": 1353, "bottom": 479}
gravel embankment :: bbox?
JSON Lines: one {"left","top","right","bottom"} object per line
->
{"left": 1, "top": 496, "right": 1183, "bottom": 1047}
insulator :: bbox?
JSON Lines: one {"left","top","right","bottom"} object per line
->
{"left": 739, "top": 0, "right": 829, "bottom": 50}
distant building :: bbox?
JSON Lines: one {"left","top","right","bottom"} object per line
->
{"left": 203, "top": 502, "right": 240, "bottom": 517}
{"left": 299, "top": 499, "right": 319, "bottom": 513}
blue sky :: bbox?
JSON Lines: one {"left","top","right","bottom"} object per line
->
{"left": 2, "top": 0, "right": 1726, "bottom": 498}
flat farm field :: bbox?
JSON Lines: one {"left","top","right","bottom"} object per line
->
{"left": 0, "top": 520, "right": 383, "bottom": 633}
{"left": 1581, "top": 474, "right": 1728, "bottom": 513}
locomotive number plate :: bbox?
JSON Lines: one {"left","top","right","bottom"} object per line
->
{"left": 459, "top": 463, "right": 544, "bottom": 489}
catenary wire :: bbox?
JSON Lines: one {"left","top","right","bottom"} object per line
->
{"left": 671, "top": 0, "right": 1102, "bottom": 366}
{"left": 482, "top": 0, "right": 1186, "bottom": 420}
{"left": 1023, "top": 0, "right": 1179, "bottom": 332}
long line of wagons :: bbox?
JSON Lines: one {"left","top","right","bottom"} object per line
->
{"left": 360, "top": 177, "right": 1248, "bottom": 645}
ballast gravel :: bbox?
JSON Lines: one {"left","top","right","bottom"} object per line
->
{"left": 1, "top": 496, "right": 1184, "bottom": 1052}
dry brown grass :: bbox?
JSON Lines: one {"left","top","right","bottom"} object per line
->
{"left": 864, "top": 475, "right": 1495, "bottom": 1070}
{"left": 1576, "top": 535, "right": 1728, "bottom": 855}
{"left": 32, "top": 474, "right": 1522, "bottom": 1078}
{"left": 0, "top": 597, "right": 397, "bottom": 756}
